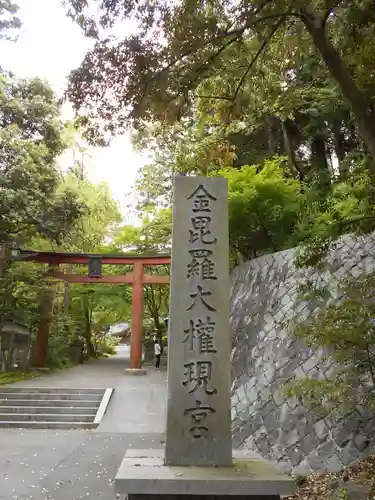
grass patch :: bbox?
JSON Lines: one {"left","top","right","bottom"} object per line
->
{"left": 0, "top": 371, "right": 43, "bottom": 385}
{"left": 0, "top": 359, "right": 76, "bottom": 385}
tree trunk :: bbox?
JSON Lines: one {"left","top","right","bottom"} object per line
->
{"left": 0, "top": 243, "right": 11, "bottom": 327}
{"left": 33, "top": 284, "right": 56, "bottom": 367}
{"left": 267, "top": 116, "right": 279, "bottom": 156}
{"left": 82, "top": 294, "right": 95, "bottom": 357}
{"left": 332, "top": 120, "right": 347, "bottom": 177}
{"left": 281, "top": 120, "right": 303, "bottom": 180}
{"left": 303, "top": 16, "right": 375, "bottom": 173}
{"left": 311, "top": 132, "right": 330, "bottom": 192}
{"left": 63, "top": 264, "right": 72, "bottom": 314}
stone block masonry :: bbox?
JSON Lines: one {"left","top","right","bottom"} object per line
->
{"left": 230, "top": 233, "right": 375, "bottom": 473}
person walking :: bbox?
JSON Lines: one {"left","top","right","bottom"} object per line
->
{"left": 154, "top": 339, "right": 161, "bottom": 370}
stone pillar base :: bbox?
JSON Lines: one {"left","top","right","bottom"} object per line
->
{"left": 115, "top": 450, "right": 295, "bottom": 499}
{"left": 128, "top": 495, "right": 280, "bottom": 500}
{"left": 124, "top": 368, "right": 147, "bottom": 376}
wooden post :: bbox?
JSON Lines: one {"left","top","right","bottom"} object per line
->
{"left": 63, "top": 264, "right": 72, "bottom": 313}
{"left": 33, "top": 274, "right": 56, "bottom": 368}
{"left": 130, "top": 261, "right": 144, "bottom": 370}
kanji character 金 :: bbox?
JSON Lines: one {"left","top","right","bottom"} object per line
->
{"left": 187, "top": 185, "right": 217, "bottom": 213}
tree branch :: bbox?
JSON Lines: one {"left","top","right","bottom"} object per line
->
{"left": 141, "top": 8, "right": 300, "bottom": 92}
{"left": 188, "top": 34, "right": 242, "bottom": 84}
{"left": 196, "top": 94, "right": 233, "bottom": 101}
{"left": 228, "top": 16, "right": 288, "bottom": 118}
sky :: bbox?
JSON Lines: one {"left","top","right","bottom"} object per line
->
{"left": 1, "top": 0, "right": 149, "bottom": 220}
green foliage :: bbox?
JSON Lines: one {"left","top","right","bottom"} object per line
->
{"left": 97, "top": 335, "right": 120, "bottom": 357}
{"left": 135, "top": 162, "right": 173, "bottom": 211}
{"left": 46, "top": 312, "right": 77, "bottom": 367}
{"left": 69, "top": 283, "right": 131, "bottom": 357}
{"left": 295, "top": 167, "right": 375, "bottom": 267}
{"left": 62, "top": 0, "right": 375, "bottom": 284}
{"left": 0, "top": 371, "right": 41, "bottom": 385}
{"left": 0, "top": 0, "right": 20, "bottom": 41}
{"left": 338, "top": 487, "right": 349, "bottom": 500}
{"left": 220, "top": 158, "right": 303, "bottom": 261}
{"left": 61, "top": 173, "right": 122, "bottom": 252}
{"left": 113, "top": 207, "right": 171, "bottom": 333}
{"left": 0, "top": 72, "right": 127, "bottom": 371}
{"left": 0, "top": 72, "right": 86, "bottom": 244}
{"left": 297, "top": 280, "right": 330, "bottom": 302}
{"left": 66, "top": 0, "right": 375, "bottom": 168}
{"left": 286, "top": 272, "right": 375, "bottom": 415}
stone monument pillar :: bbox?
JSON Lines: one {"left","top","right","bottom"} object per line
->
{"left": 115, "top": 176, "right": 295, "bottom": 500}
{"left": 165, "top": 177, "right": 232, "bottom": 467}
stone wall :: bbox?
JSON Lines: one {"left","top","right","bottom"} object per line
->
{"left": 230, "top": 234, "right": 375, "bottom": 473}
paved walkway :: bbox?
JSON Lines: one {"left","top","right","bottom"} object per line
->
{"left": 8, "top": 344, "right": 168, "bottom": 434}
{"left": 0, "top": 346, "right": 167, "bottom": 500}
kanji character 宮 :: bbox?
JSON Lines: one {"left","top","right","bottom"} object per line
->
{"left": 184, "top": 400, "right": 216, "bottom": 438}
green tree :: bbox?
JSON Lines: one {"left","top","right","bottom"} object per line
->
{"left": 286, "top": 272, "right": 375, "bottom": 416}
{"left": 113, "top": 210, "right": 171, "bottom": 335}
{"left": 295, "top": 166, "right": 375, "bottom": 268}
{"left": 220, "top": 158, "right": 303, "bottom": 263}
{"left": 69, "top": 283, "right": 131, "bottom": 357}
{"left": 48, "top": 175, "right": 122, "bottom": 357}
{"left": 0, "top": 73, "right": 85, "bottom": 244}
{"left": 61, "top": 173, "right": 122, "bottom": 252}
{"left": 66, "top": 0, "right": 375, "bottom": 166}
{"left": 0, "top": 74, "right": 86, "bottom": 354}
{"left": 0, "top": 0, "right": 20, "bottom": 41}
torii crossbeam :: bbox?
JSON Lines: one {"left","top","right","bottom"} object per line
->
{"left": 19, "top": 250, "right": 170, "bottom": 371}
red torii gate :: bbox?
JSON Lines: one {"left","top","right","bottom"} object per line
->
{"left": 19, "top": 250, "right": 170, "bottom": 371}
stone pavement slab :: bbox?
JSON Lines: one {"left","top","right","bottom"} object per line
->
{"left": 97, "top": 373, "right": 166, "bottom": 434}
{"left": 0, "top": 430, "right": 163, "bottom": 500}
{"left": 6, "top": 347, "right": 131, "bottom": 389}
{"left": 0, "top": 347, "right": 166, "bottom": 499}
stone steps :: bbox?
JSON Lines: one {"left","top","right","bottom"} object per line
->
{"left": 0, "top": 420, "right": 97, "bottom": 429}
{"left": 0, "top": 399, "right": 101, "bottom": 407}
{"left": 0, "top": 392, "right": 103, "bottom": 401}
{"left": 0, "top": 387, "right": 114, "bottom": 429}
{"left": 0, "top": 412, "right": 94, "bottom": 422}
{"left": 0, "top": 406, "right": 98, "bottom": 414}
{"left": 0, "top": 387, "right": 105, "bottom": 393}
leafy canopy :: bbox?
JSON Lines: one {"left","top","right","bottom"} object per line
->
{"left": 64, "top": 0, "right": 375, "bottom": 165}
{"left": 0, "top": 72, "right": 86, "bottom": 244}
{"left": 220, "top": 158, "right": 303, "bottom": 261}
{"left": 0, "top": 0, "right": 20, "bottom": 41}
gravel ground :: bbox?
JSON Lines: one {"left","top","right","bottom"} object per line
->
{"left": 0, "top": 429, "right": 163, "bottom": 500}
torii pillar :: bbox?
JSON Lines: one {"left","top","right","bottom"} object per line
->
{"left": 127, "top": 261, "right": 144, "bottom": 374}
